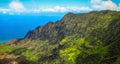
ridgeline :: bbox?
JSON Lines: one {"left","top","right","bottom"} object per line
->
{"left": 0, "top": 10, "right": 120, "bottom": 64}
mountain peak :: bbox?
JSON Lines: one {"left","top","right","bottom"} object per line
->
{"left": 65, "top": 12, "right": 75, "bottom": 17}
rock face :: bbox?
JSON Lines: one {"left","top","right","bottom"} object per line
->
{"left": 24, "top": 12, "right": 89, "bottom": 43}
{"left": 25, "top": 10, "right": 120, "bottom": 44}
{"left": 0, "top": 53, "right": 14, "bottom": 60}
{"left": 5, "top": 39, "right": 22, "bottom": 46}
{"left": 0, "top": 53, "right": 16, "bottom": 64}
{"left": 0, "top": 54, "right": 27, "bottom": 64}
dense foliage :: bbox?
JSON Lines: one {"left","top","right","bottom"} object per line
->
{"left": 0, "top": 43, "right": 16, "bottom": 54}
{"left": 0, "top": 10, "right": 120, "bottom": 64}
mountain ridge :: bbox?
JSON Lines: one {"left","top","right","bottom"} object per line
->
{"left": 1, "top": 10, "right": 120, "bottom": 64}
{"left": 24, "top": 10, "right": 120, "bottom": 44}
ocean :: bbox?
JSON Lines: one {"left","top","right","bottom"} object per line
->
{"left": 0, "top": 14, "right": 63, "bottom": 42}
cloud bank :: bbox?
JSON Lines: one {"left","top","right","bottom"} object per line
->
{"left": 9, "top": 1, "right": 25, "bottom": 12}
{"left": 91, "top": 0, "right": 120, "bottom": 11}
{"left": 0, "top": 0, "right": 92, "bottom": 15}
{"left": 0, "top": 0, "right": 120, "bottom": 15}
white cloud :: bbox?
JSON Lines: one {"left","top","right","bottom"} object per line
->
{"left": 41, "top": 6, "right": 92, "bottom": 12}
{"left": 0, "top": 0, "right": 120, "bottom": 15}
{"left": 9, "top": 1, "right": 25, "bottom": 12}
{"left": 41, "top": 6, "right": 66, "bottom": 12}
{"left": 102, "top": 1, "right": 117, "bottom": 10}
{"left": 0, "top": 5, "right": 92, "bottom": 14}
{"left": 0, "top": 1, "right": 26, "bottom": 14}
{"left": 91, "top": 0, "right": 120, "bottom": 11}
{"left": 70, "top": 7, "right": 92, "bottom": 12}
{"left": 0, "top": 0, "right": 92, "bottom": 14}
{"left": 0, "top": 8, "right": 11, "bottom": 14}
{"left": 54, "top": 6, "right": 67, "bottom": 12}
{"left": 0, "top": 1, "right": 25, "bottom": 14}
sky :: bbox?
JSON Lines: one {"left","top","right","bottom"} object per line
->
{"left": 0, "top": 0, "right": 120, "bottom": 15}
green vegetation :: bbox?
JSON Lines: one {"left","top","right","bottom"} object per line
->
{"left": 0, "top": 43, "right": 16, "bottom": 54}
{"left": 0, "top": 10, "right": 120, "bottom": 64}
{"left": 59, "top": 35, "right": 86, "bottom": 64}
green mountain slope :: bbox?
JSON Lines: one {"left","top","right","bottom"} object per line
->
{"left": 0, "top": 10, "right": 120, "bottom": 64}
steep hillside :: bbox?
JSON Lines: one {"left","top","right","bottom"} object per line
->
{"left": 25, "top": 10, "right": 120, "bottom": 44}
{"left": 0, "top": 10, "right": 120, "bottom": 64}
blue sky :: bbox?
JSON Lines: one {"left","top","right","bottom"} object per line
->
{"left": 0, "top": 0, "right": 120, "bottom": 15}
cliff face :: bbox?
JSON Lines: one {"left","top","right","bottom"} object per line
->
{"left": 24, "top": 13, "right": 76, "bottom": 44}
{"left": 25, "top": 10, "right": 120, "bottom": 44}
